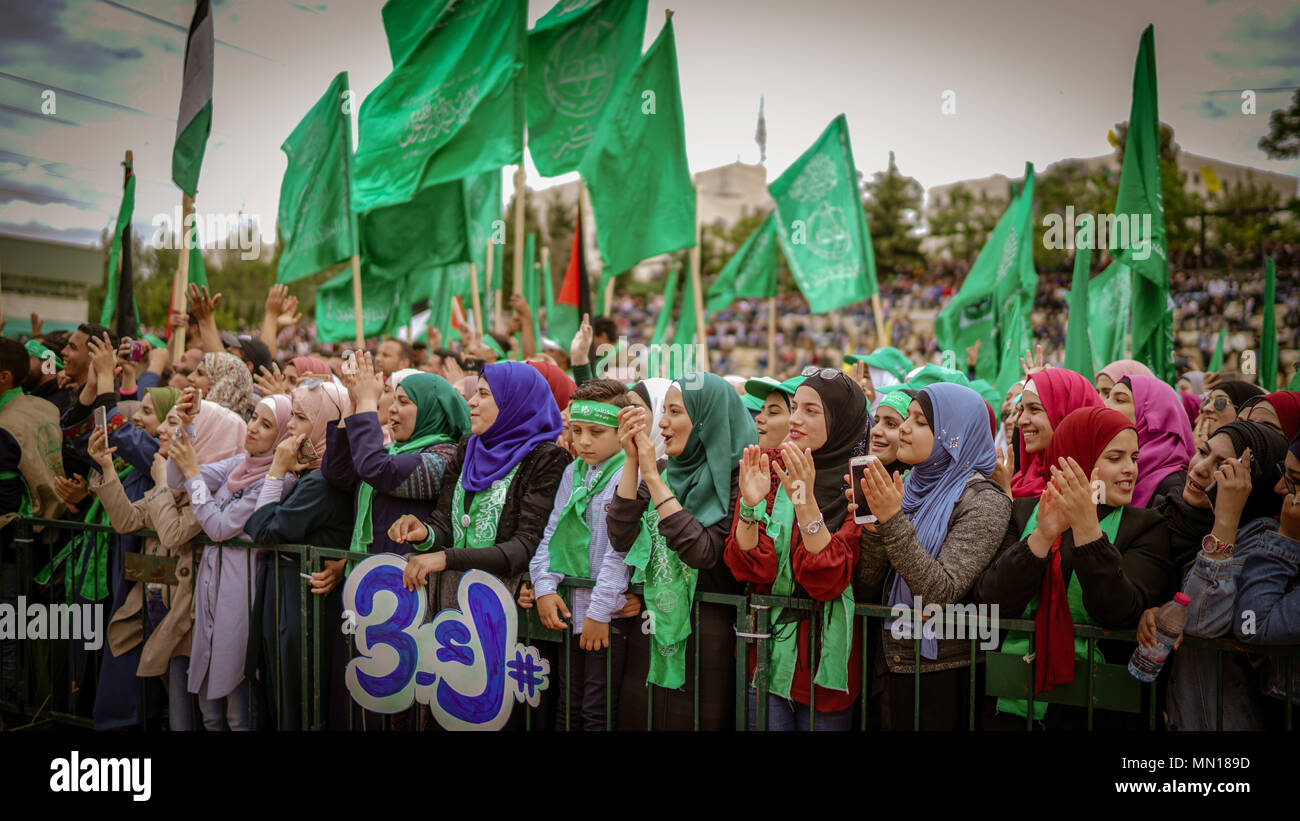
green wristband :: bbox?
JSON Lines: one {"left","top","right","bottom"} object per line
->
{"left": 739, "top": 499, "right": 770, "bottom": 526}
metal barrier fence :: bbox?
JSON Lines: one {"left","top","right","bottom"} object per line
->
{"left": 2, "top": 516, "right": 1296, "bottom": 731}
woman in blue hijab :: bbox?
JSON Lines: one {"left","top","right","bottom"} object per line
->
{"left": 390, "top": 361, "right": 570, "bottom": 616}
{"left": 856, "top": 382, "right": 1012, "bottom": 730}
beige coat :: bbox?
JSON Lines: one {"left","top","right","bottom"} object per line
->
{"left": 92, "top": 471, "right": 203, "bottom": 677}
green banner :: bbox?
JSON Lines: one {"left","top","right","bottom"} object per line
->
{"left": 1088, "top": 260, "right": 1131, "bottom": 374}
{"left": 1063, "top": 216, "right": 1095, "bottom": 379}
{"left": 353, "top": 0, "right": 524, "bottom": 212}
{"left": 934, "top": 162, "right": 1038, "bottom": 395}
{"left": 706, "top": 211, "right": 778, "bottom": 313}
{"left": 314, "top": 265, "right": 404, "bottom": 343}
{"left": 769, "top": 114, "right": 877, "bottom": 314}
{"left": 578, "top": 17, "right": 696, "bottom": 277}
{"left": 277, "top": 72, "right": 356, "bottom": 284}
{"left": 527, "top": 0, "right": 647, "bottom": 177}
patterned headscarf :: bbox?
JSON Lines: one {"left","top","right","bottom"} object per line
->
{"left": 202, "top": 351, "right": 255, "bottom": 419}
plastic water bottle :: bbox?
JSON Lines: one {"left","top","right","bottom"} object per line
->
{"left": 1128, "top": 592, "right": 1191, "bottom": 682}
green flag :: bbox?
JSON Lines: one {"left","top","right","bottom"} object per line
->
{"left": 527, "top": 0, "right": 648, "bottom": 177}
{"left": 277, "top": 72, "right": 357, "bottom": 284}
{"left": 1087, "top": 260, "right": 1131, "bottom": 374}
{"left": 185, "top": 217, "right": 208, "bottom": 289}
{"left": 706, "top": 212, "right": 778, "bottom": 314}
{"left": 1208, "top": 328, "right": 1226, "bottom": 372}
{"left": 352, "top": 0, "right": 525, "bottom": 212}
{"left": 541, "top": 246, "right": 556, "bottom": 336}
{"left": 1118, "top": 25, "right": 1173, "bottom": 384}
{"left": 934, "top": 162, "right": 1037, "bottom": 395}
{"left": 1261, "top": 258, "right": 1278, "bottom": 391}
{"left": 381, "top": 0, "right": 455, "bottom": 65}
{"left": 578, "top": 17, "right": 696, "bottom": 277}
{"left": 1063, "top": 216, "right": 1095, "bottom": 379}
{"left": 466, "top": 169, "right": 502, "bottom": 296}
{"left": 420, "top": 263, "right": 465, "bottom": 342}
{"left": 172, "top": 0, "right": 213, "bottom": 196}
{"left": 650, "top": 262, "right": 681, "bottom": 346}
{"left": 101, "top": 159, "right": 137, "bottom": 328}
{"left": 523, "top": 232, "right": 542, "bottom": 342}
{"left": 769, "top": 114, "right": 877, "bottom": 314}
{"left": 314, "top": 265, "right": 405, "bottom": 343}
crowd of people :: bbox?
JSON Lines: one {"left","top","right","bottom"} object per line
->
{"left": 1, "top": 270, "right": 1299, "bottom": 733}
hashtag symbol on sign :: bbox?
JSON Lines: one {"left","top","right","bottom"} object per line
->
{"left": 507, "top": 649, "right": 546, "bottom": 700}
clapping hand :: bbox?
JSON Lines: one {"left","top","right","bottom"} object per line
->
{"left": 738, "top": 444, "right": 772, "bottom": 508}
{"left": 53, "top": 474, "right": 89, "bottom": 512}
{"left": 859, "top": 456, "right": 904, "bottom": 523}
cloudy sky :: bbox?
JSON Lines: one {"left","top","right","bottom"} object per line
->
{"left": 1, "top": 0, "right": 1297, "bottom": 249}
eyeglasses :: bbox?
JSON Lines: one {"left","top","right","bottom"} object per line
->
{"left": 800, "top": 366, "right": 842, "bottom": 381}
{"left": 1202, "top": 396, "right": 1230, "bottom": 413}
{"left": 1278, "top": 463, "right": 1297, "bottom": 496}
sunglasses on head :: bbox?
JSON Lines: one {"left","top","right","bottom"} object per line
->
{"left": 800, "top": 366, "right": 842, "bottom": 381}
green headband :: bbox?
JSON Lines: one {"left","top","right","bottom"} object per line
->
{"left": 24, "top": 339, "right": 63, "bottom": 370}
{"left": 483, "top": 335, "right": 508, "bottom": 360}
{"left": 876, "top": 391, "right": 913, "bottom": 418}
{"left": 569, "top": 400, "right": 620, "bottom": 428}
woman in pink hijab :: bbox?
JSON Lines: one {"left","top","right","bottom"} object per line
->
{"left": 1094, "top": 359, "right": 1153, "bottom": 401}
{"left": 1105, "top": 374, "right": 1195, "bottom": 509}
{"left": 167, "top": 393, "right": 293, "bottom": 731}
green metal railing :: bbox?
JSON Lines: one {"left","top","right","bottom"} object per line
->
{"left": 2, "top": 516, "right": 1296, "bottom": 731}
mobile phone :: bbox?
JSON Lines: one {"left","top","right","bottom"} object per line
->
{"left": 94, "top": 406, "right": 109, "bottom": 445}
{"left": 850, "top": 455, "right": 878, "bottom": 524}
{"left": 463, "top": 357, "right": 485, "bottom": 373}
{"left": 128, "top": 340, "right": 145, "bottom": 362}
{"left": 296, "top": 437, "right": 319, "bottom": 463}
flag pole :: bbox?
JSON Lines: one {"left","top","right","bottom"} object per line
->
{"left": 603, "top": 276, "right": 615, "bottom": 315}
{"left": 871, "top": 292, "right": 887, "bottom": 349}
{"left": 689, "top": 184, "right": 709, "bottom": 372}
{"left": 475, "top": 239, "right": 489, "bottom": 337}
{"left": 349, "top": 254, "right": 364, "bottom": 348}
{"left": 169, "top": 193, "right": 194, "bottom": 361}
{"left": 767, "top": 296, "right": 776, "bottom": 373}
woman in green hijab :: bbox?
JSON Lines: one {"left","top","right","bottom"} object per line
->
{"left": 321, "top": 352, "right": 471, "bottom": 557}
{"left": 131, "top": 386, "right": 181, "bottom": 436}
{"left": 607, "top": 372, "right": 758, "bottom": 730}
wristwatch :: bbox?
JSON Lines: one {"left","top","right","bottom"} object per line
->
{"left": 1201, "top": 533, "right": 1234, "bottom": 557}
{"left": 799, "top": 515, "right": 825, "bottom": 535}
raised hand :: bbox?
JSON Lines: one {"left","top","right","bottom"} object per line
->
{"left": 87, "top": 333, "right": 118, "bottom": 382}
{"left": 738, "top": 444, "right": 772, "bottom": 507}
{"left": 88, "top": 425, "right": 118, "bottom": 473}
{"left": 1020, "top": 343, "right": 1046, "bottom": 378}
{"left": 1211, "top": 447, "right": 1253, "bottom": 522}
{"left": 850, "top": 360, "right": 875, "bottom": 405}
{"left": 170, "top": 427, "right": 200, "bottom": 480}
{"left": 29, "top": 311, "right": 42, "bottom": 337}
{"left": 351, "top": 351, "right": 384, "bottom": 409}
{"left": 254, "top": 363, "right": 289, "bottom": 396}
{"left": 1049, "top": 457, "right": 1098, "bottom": 535}
{"left": 150, "top": 452, "right": 169, "bottom": 487}
{"left": 187, "top": 283, "right": 222, "bottom": 321}
{"left": 426, "top": 324, "right": 442, "bottom": 352}
{"left": 992, "top": 445, "right": 1014, "bottom": 496}
{"left": 176, "top": 386, "right": 201, "bottom": 426}
{"left": 264, "top": 284, "right": 302, "bottom": 329}
{"left": 1028, "top": 482, "right": 1068, "bottom": 557}
{"left": 617, "top": 406, "right": 646, "bottom": 462}
{"left": 570, "top": 312, "right": 594, "bottom": 366}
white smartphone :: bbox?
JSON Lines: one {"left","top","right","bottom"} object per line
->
{"left": 94, "top": 405, "right": 109, "bottom": 446}
{"left": 849, "top": 455, "right": 878, "bottom": 524}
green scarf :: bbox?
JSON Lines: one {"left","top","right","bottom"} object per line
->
{"left": 450, "top": 463, "right": 520, "bottom": 550}
{"left": 349, "top": 373, "right": 469, "bottom": 553}
{"left": 756, "top": 485, "right": 855, "bottom": 699}
{"left": 997, "top": 505, "right": 1124, "bottom": 719}
{"left": 662, "top": 373, "right": 757, "bottom": 528}
{"left": 0, "top": 387, "right": 22, "bottom": 413}
{"left": 36, "top": 464, "right": 135, "bottom": 603}
{"left": 626, "top": 478, "right": 700, "bottom": 689}
{"left": 546, "top": 455, "right": 622, "bottom": 578}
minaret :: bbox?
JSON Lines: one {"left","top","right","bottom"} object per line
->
{"left": 754, "top": 95, "right": 767, "bottom": 165}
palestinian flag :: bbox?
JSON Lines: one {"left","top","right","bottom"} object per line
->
{"left": 549, "top": 199, "right": 592, "bottom": 349}
{"left": 100, "top": 157, "right": 138, "bottom": 337}
{"left": 172, "top": 0, "right": 213, "bottom": 196}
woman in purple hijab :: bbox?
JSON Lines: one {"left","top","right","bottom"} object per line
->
{"left": 1105, "top": 375, "right": 1194, "bottom": 509}
{"left": 387, "top": 361, "right": 570, "bottom": 614}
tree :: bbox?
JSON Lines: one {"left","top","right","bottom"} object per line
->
{"left": 861, "top": 151, "right": 926, "bottom": 275}
{"left": 1113, "top": 120, "right": 1205, "bottom": 266}
{"left": 1211, "top": 176, "right": 1283, "bottom": 270}
{"left": 1033, "top": 160, "right": 1117, "bottom": 271}
{"left": 926, "top": 184, "right": 1007, "bottom": 263}
{"left": 1259, "top": 88, "right": 1300, "bottom": 159}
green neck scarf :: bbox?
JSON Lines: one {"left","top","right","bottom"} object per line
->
{"left": 0, "top": 387, "right": 22, "bottom": 415}
{"left": 349, "top": 373, "right": 470, "bottom": 552}
{"left": 450, "top": 463, "right": 521, "bottom": 550}
{"left": 758, "top": 485, "right": 855, "bottom": 699}
{"left": 997, "top": 505, "right": 1124, "bottom": 720}
{"left": 661, "top": 374, "right": 757, "bottom": 528}
{"left": 625, "top": 477, "right": 699, "bottom": 689}
{"left": 547, "top": 455, "right": 622, "bottom": 578}
{"left": 36, "top": 464, "right": 136, "bottom": 603}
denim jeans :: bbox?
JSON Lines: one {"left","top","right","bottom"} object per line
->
{"left": 198, "top": 682, "right": 251, "bottom": 731}
{"left": 1235, "top": 529, "right": 1300, "bottom": 704}
{"left": 746, "top": 687, "right": 854, "bottom": 731}
{"left": 145, "top": 589, "right": 193, "bottom": 731}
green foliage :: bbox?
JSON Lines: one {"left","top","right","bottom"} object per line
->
{"left": 1033, "top": 161, "right": 1117, "bottom": 271}
{"left": 861, "top": 151, "right": 925, "bottom": 276}
{"left": 1259, "top": 88, "right": 1300, "bottom": 160}
{"left": 927, "top": 184, "right": 1007, "bottom": 262}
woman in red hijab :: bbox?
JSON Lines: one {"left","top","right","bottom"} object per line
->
{"left": 974, "top": 406, "right": 1172, "bottom": 729}
{"left": 526, "top": 357, "right": 577, "bottom": 412}
{"left": 1009, "top": 369, "right": 1103, "bottom": 498}
{"left": 1240, "top": 391, "right": 1300, "bottom": 440}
